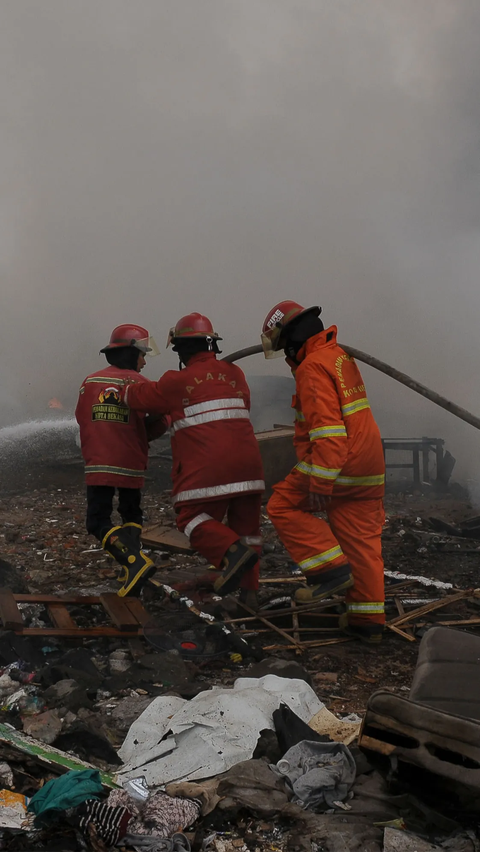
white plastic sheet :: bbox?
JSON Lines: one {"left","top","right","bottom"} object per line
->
{"left": 118, "top": 675, "right": 323, "bottom": 787}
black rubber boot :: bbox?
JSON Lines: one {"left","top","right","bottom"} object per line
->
{"left": 121, "top": 522, "right": 142, "bottom": 546}
{"left": 213, "top": 541, "right": 259, "bottom": 596}
{"left": 338, "top": 613, "right": 383, "bottom": 644}
{"left": 102, "top": 526, "right": 156, "bottom": 597}
{"left": 295, "top": 564, "right": 354, "bottom": 603}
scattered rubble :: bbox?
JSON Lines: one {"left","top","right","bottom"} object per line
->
{"left": 0, "top": 482, "right": 479, "bottom": 849}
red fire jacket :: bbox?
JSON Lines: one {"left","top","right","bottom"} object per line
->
{"left": 123, "top": 352, "right": 265, "bottom": 505}
{"left": 75, "top": 366, "right": 167, "bottom": 488}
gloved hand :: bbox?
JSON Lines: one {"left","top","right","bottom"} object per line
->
{"left": 309, "top": 492, "right": 331, "bottom": 512}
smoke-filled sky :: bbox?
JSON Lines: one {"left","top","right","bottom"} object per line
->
{"left": 2, "top": 0, "right": 480, "bottom": 481}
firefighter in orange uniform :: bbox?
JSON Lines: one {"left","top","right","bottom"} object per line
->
{"left": 261, "top": 301, "right": 385, "bottom": 643}
{"left": 76, "top": 324, "right": 168, "bottom": 596}
{"left": 122, "top": 313, "right": 265, "bottom": 607}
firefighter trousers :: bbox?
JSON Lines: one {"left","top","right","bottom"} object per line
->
{"left": 86, "top": 485, "right": 143, "bottom": 542}
{"left": 176, "top": 494, "right": 262, "bottom": 590}
{"left": 267, "top": 475, "right": 385, "bottom": 626}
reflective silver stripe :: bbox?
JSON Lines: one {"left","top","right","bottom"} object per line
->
{"left": 295, "top": 461, "right": 312, "bottom": 476}
{"left": 346, "top": 602, "right": 384, "bottom": 613}
{"left": 295, "top": 411, "right": 305, "bottom": 422}
{"left": 341, "top": 398, "right": 370, "bottom": 416}
{"left": 295, "top": 461, "right": 340, "bottom": 480}
{"left": 184, "top": 398, "right": 246, "bottom": 417}
{"left": 184, "top": 513, "right": 213, "bottom": 539}
{"left": 172, "top": 409, "right": 250, "bottom": 432}
{"left": 299, "top": 545, "right": 344, "bottom": 571}
{"left": 336, "top": 474, "right": 385, "bottom": 486}
{"left": 85, "top": 464, "right": 144, "bottom": 477}
{"left": 242, "top": 535, "right": 262, "bottom": 546}
{"left": 309, "top": 425, "right": 347, "bottom": 440}
{"left": 172, "top": 479, "right": 265, "bottom": 504}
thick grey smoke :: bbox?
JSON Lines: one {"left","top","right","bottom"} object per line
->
{"left": 2, "top": 0, "right": 480, "bottom": 481}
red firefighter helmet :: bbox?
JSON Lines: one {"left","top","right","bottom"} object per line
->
{"left": 100, "top": 324, "right": 159, "bottom": 355}
{"left": 261, "top": 301, "right": 321, "bottom": 358}
{"left": 167, "top": 313, "right": 222, "bottom": 347}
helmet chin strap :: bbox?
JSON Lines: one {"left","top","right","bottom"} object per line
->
{"left": 206, "top": 336, "right": 213, "bottom": 352}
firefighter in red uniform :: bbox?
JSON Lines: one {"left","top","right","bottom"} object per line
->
{"left": 123, "top": 313, "right": 265, "bottom": 607}
{"left": 76, "top": 324, "right": 168, "bottom": 596}
{"left": 261, "top": 301, "right": 385, "bottom": 643}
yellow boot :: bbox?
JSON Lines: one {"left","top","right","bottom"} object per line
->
{"left": 102, "top": 526, "right": 156, "bottom": 597}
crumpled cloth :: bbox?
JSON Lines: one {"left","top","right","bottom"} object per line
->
{"left": 74, "top": 799, "right": 132, "bottom": 846}
{"left": 271, "top": 740, "right": 356, "bottom": 810}
{"left": 27, "top": 769, "right": 103, "bottom": 825}
{"left": 119, "top": 832, "right": 191, "bottom": 852}
{"left": 108, "top": 789, "right": 200, "bottom": 838}
{"left": 165, "top": 779, "right": 221, "bottom": 816}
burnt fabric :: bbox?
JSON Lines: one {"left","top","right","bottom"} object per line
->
{"left": 86, "top": 485, "right": 142, "bottom": 541}
{"left": 123, "top": 351, "right": 264, "bottom": 507}
{"left": 75, "top": 799, "right": 132, "bottom": 846}
{"left": 121, "top": 833, "right": 191, "bottom": 852}
{"left": 273, "top": 703, "right": 328, "bottom": 755}
{"left": 267, "top": 326, "right": 385, "bottom": 626}
{"left": 271, "top": 740, "right": 356, "bottom": 810}
{"left": 107, "top": 789, "right": 200, "bottom": 838}
{"left": 176, "top": 494, "right": 262, "bottom": 590}
{"left": 76, "top": 365, "right": 168, "bottom": 488}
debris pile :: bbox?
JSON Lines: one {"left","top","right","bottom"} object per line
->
{"left": 0, "top": 486, "right": 479, "bottom": 849}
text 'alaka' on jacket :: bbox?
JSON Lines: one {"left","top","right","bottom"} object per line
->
{"left": 123, "top": 351, "right": 265, "bottom": 506}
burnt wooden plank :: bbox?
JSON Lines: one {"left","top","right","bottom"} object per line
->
{"left": 0, "top": 589, "right": 24, "bottom": 631}
{"left": 99, "top": 593, "right": 139, "bottom": 630}
{"left": 47, "top": 603, "right": 77, "bottom": 630}
{"left": 142, "top": 525, "right": 193, "bottom": 554}
{"left": 13, "top": 595, "right": 101, "bottom": 605}
{"left": 124, "top": 597, "right": 151, "bottom": 626}
{"left": 20, "top": 627, "right": 141, "bottom": 637}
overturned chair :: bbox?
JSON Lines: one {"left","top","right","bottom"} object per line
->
{"left": 359, "top": 626, "right": 480, "bottom": 810}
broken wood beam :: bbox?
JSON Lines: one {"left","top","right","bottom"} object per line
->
{"left": 387, "top": 590, "right": 471, "bottom": 627}
{"left": 263, "top": 637, "right": 351, "bottom": 651}
{"left": 387, "top": 623, "right": 417, "bottom": 642}
{"left": 394, "top": 596, "right": 414, "bottom": 638}
{"left": 291, "top": 600, "right": 301, "bottom": 656}
{"left": 236, "top": 600, "right": 303, "bottom": 651}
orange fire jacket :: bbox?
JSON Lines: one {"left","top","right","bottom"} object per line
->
{"left": 292, "top": 327, "right": 385, "bottom": 499}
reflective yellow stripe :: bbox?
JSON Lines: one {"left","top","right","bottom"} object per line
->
{"left": 85, "top": 377, "right": 127, "bottom": 385}
{"left": 336, "top": 474, "right": 385, "bottom": 486}
{"left": 309, "top": 425, "right": 347, "bottom": 440}
{"left": 295, "top": 411, "right": 305, "bottom": 422}
{"left": 295, "top": 461, "right": 340, "bottom": 480}
{"left": 86, "top": 465, "right": 145, "bottom": 477}
{"left": 299, "top": 545, "right": 344, "bottom": 571}
{"left": 346, "top": 602, "right": 385, "bottom": 613}
{"left": 341, "top": 398, "right": 370, "bottom": 416}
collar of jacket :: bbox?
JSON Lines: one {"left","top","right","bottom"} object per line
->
{"left": 184, "top": 351, "right": 218, "bottom": 368}
{"left": 297, "top": 325, "right": 338, "bottom": 363}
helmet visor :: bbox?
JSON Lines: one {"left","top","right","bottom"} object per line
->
{"left": 135, "top": 335, "right": 160, "bottom": 356}
{"left": 261, "top": 329, "right": 285, "bottom": 359}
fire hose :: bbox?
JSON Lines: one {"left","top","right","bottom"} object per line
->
{"left": 223, "top": 344, "right": 480, "bottom": 432}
